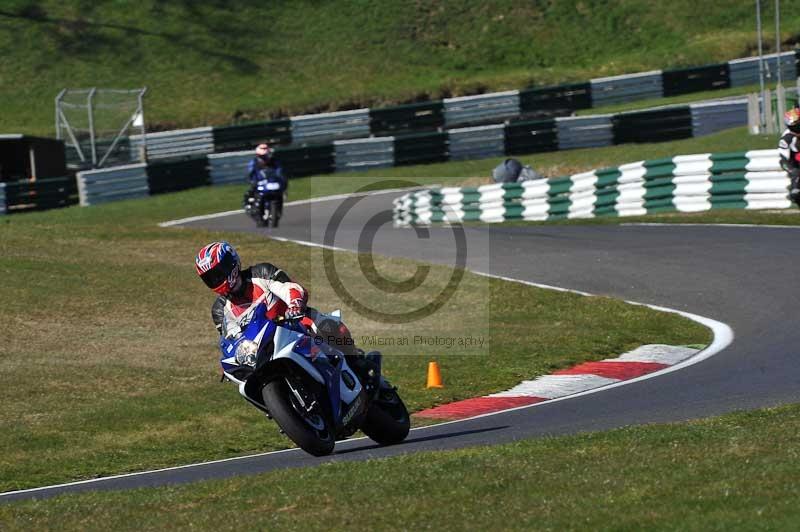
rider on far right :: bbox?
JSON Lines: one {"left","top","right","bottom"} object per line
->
{"left": 779, "top": 108, "right": 800, "bottom": 206}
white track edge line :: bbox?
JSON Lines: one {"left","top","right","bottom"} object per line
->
{"left": 0, "top": 447, "right": 302, "bottom": 498}
{"left": 2, "top": 221, "right": 734, "bottom": 499}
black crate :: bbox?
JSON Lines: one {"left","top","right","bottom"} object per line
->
{"left": 519, "top": 83, "right": 592, "bottom": 113}
{"left": 369, "top": 101, "right": 445, "bottom": 137}
{"left": 504, "top": 119, "right": 558, "bottom": 155}
{"left": 662, "top": 63, "right": 730, "bottom": 97}
{"left": 147, "top": 155, "right": 210, "bottom": 195}
{"left": 3, "top": 175, "right": 78, "bottom": 213}
{"left": 394, "top": 132, "right": 448, "bottom": 166}
{"left": 612, "top": 107, "right": 694, "bottom": 144}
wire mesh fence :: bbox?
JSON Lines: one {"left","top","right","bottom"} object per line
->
{"left": 56, "top": 88, "right": 146, "bottom": 168}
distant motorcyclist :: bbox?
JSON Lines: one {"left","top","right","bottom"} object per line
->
{"left": 779, "top": 108, "right": 800, "bottom": 206}
{"left": 195, "top": 241, "right": 374, "bottom": 383}
{"left": 245, "top": 143, "right": 287, "bottom": 226}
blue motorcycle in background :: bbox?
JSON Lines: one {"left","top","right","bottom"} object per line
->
{"left": 219, "top": 302, "right": 410, "bottom": 456}
{"left": 244, "top": 167, "right": 285, "bottom": 228}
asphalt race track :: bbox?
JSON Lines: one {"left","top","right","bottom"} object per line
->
{"left": 6, "top": 190, "right": 800, "bottom": 502}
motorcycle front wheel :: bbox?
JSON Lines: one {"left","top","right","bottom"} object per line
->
{"left": 262, "top": 378, "right": 335, "bottom": 456}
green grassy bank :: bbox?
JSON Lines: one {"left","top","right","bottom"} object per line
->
{"left": 1, "top": 1, "right": 798, "bottom": 134}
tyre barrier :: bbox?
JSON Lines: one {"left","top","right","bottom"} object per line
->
{"left": 443, "top": 91, "right": 521, "bottom": 128}
{"left": 76, "top": 163, "right": 150, "bottom": 206}
{"left": 590, "top": 70, "right": 663, "bottom": 107}
{"left": 290, "top": 109, "right": 371, "bottom": 146}
{"left": 392, "top": 149, "right": 791, "bottom": 226}
{"left": 334, "top": 137, "right": 395, "bottom": 171}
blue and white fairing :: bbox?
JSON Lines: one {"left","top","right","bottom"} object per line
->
{"left": 218, "top": 303, "right": 363, "bottom": 426}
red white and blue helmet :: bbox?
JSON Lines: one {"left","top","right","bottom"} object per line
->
{"left": 195, "top": 241, "right": 241, "bottom": 296}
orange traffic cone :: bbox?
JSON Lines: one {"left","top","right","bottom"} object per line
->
{"left": 426, "top": 361, "right": 443, "bottom": 388}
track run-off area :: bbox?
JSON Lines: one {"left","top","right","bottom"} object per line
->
{"left": 4, "top": 188, "right": 800, "bottom": 502}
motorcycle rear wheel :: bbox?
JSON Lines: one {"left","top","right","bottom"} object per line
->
{"left": 361, "top": 386, "right": 410, "bottom": 446}
{"left": 262, "top": 378, "right": 335, "bottom": 456}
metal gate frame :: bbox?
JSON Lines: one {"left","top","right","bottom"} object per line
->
{"left": 55, "top": 87, "right": 147, "bottom": 168}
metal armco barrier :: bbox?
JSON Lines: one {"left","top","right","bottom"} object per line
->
{"left": 212, "top": 119, "right": 292, "bottom": 153}
{"left": 505, "top": 119, "right": 558, "bottom": 155}
{"left": 728, "top": 52, "right": 797, "bottom": 88}
{"left": 662, "top": 63, "right": 730, "bottom": 97}
{"left": 556, "top": 115, "right": 614, "bottom": 150}
{"left": 146, "top": 156, "right": 210, "bottom": 195}
{"left": 207, "top": 151, "right": 252, "bottom": 186}
{"left": 290, "top": 109, "right": 371, "bottom": 145}
{"left": 393, "top": 149, "right": 790, "bottom": 226}
{"left": 443, "top": 91, "right": 521, "bottom": 127}
{"left": 448, "top": 124, "right": 506, "bottom": 160}
{"left": 393, "top": 132, "right": 448, "bottom": 166}
{"left": 273, "top": 144, "right": 336, "bottom": 177}
{"left": 76, "top": 163, "right": 150, "bottom": 206}
{"left": 130, "top": 127, "right": 214, "bottom": 161}
{"left": 519, "top": 83, "right": 592, "bottom": 115}
{"left": 590, "top": 70, "right": 663, "bottom": 107}
{"left": 613, "top": 107, "right": 693, "bottom": 144}
{"left": 369, "top": 101, "right": 444, "bottom": 137}
{"left": 690, "top": 98, "right": 749, "bottom": 137}
{"left": 334, "top": 137, "right": 394, "bottom": 171}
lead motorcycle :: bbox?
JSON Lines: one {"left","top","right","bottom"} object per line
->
{"left": 219, "top": 302, "right": 410, "bottom": 456}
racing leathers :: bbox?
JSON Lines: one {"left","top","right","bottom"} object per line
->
{"left": 778, "top": 129, "right": 800, "bottom": 204}
{"left": 211, "top": 263, "right": 305, "bottom": 337}
{"left": 211, "top": 263, "right": 369, "bottom": 379}
{"left": 247, "top": 157, "right": 286, "bottom": 188}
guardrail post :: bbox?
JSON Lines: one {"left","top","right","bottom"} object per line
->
{"left": 748, "top": 93, "right": 760, "bottom": 134}
{"left": 87, "top": 88, "right": 98, "bottom": 167}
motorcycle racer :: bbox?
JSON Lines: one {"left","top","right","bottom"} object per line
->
{"left": 779, "top": 108, "right": 800, "bottom": 205}
{"left": 195, "top": 241, "right": 374, "bottom": 382}
{"left": 195, "top": 241, "right": 306, "bottom": 336}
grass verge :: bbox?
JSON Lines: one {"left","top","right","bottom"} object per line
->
{"left": 2, "top": 404, "right": 799, "bottom": 530}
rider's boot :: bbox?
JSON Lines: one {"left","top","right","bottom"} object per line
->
{"left": 345, "top": 348, "right": 380, "bottom": 394}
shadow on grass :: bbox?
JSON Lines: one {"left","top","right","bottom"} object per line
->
{"left": 334, "top": 425, "right": 508, "bottom": 455}
{"left": 0, "top": 4, "right": 258, "bottom": 72}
